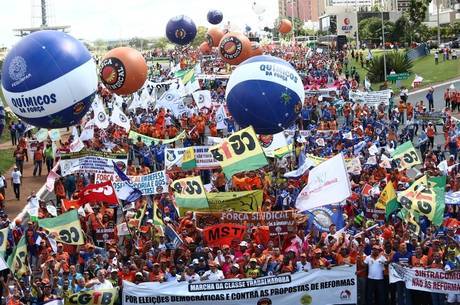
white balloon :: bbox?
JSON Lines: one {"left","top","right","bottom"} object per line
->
{"left": 252, "top": 1, "right": 266, "bottom": 15}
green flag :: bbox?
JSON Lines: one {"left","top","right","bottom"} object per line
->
{"left": 38, "top": 210, "right": 85, "bottom": 245}
{"left": 7, "top": 236, "right": 28, "bottom": 277}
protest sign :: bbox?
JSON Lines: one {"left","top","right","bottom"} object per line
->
{"left": 79, "top": 181, "right": 119, "bottom": 206}
{"left": 185, "top": 190, "right": 263, "bottom": 213}
{"left": 195, "top": 210, "right": 297, "bottom": 236}
{"left": 172, "top": 176, "right": 209, "bottom": 211}
{"left": 128, "top": 130, "right": 186, "bottom": 146}
{"left": 349, "top": 89, "right": 391, "bottom": 106}
{"left": 59, "top": 150, "right": 128, "bottom": 176}
{"left": 38, "top": 210, "right": 84, "bottom": 245}
{"left": 389, "top": 263, "right": 460, "bottom": 294}
{"left": 7, "top": 236, "right": 27, "bottom": 277}
{"left": 202, "top": 223, "right": 247, "bottom": 247}
{"left": 165, "top": 146, "right": 219, "bottom": 170}
{"left": 95, "top": 171, "right": 169, "bottom": 196}
{"left": 122, "top": 266, "right": 357, "bottom": 305}
{"left": 67, "top": 288, "right": 118, "bottom": 305}
{"left": 95, "top": 227, "right": 116, "bottom": 244}
{"left": 445, "top": 191, "right": 460, "bottom": 205}
{"left": 391, "top": 141, "right": 421, "bottom": 171}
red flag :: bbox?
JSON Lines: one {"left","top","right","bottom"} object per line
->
{"left": 361, "top": 184, "right": 373, "bottom": 196}
{"left": 79, "top": 181, "right": 118, "bottom": 205}
{"left": 62, "top": 199, "right": 83, "bottom": 210}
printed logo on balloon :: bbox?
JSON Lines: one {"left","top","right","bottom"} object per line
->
{"left": 8, "top": 56, "right": 28, "bottom": 84}
{"left": 220, "top": 36, "right": 243, "bottom": 60}
{"left": 100, "top": 57, "right": 126, "bottom": 91}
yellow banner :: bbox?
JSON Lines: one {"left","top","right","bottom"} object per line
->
{"left": 38, "top": 210, "right": 85, "bottom": 245}
{"left": 66, "top": 288, "right": 118, "bottom": 305}
{"left": 0, "top": 227, "right": 8, "bottom": 257}
{"left": 129, "top": 199, "right": 147, "bottom": 229}
{"left": 391, "top": 141, "right": 421, "bottom": 171}
{"left": 128, "top": 130, "right": 186, "bottom": 146}
{"left": 375, "top": 182, "right": 397, "bottom": 210}
{"left": 7, "top": 236, "right": 28, "bottom": 277}
{"left": 307, "top": 154, "right": 354, "bottom": 166}
{"left": 397, "top": 176, "right": 436, "bottom": 220}
{"left": 172, "top": 176, "right": 209, "bottom": 210}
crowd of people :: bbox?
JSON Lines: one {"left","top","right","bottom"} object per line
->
{"left": 0, "top": 43, "right": 458, "bottom": 305}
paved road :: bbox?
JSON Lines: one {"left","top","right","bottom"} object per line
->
{"left": 408, "top": 79, "right": 460, "bottom": 112}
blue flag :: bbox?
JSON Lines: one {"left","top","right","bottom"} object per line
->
{"left": 304, "top": 204, "right": 345, "bottom": 233}
{"left": 164, "top": 224, "right": 183, "bottom": 249}
{"left": 112, "top": 161, "right": 142, "bottom": 203}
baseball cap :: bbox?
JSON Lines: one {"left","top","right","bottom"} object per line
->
{"left": 239, "top": 241, "right": 248, "bottom": 247}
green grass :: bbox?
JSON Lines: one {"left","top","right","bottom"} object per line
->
{"left": 0, "top": 148, "right": 15, "bottom": 174}
{"left": 350, "top": 52, "right": 460, "bottom": 92}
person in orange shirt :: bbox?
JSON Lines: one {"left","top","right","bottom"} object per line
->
{"left": 426, "top": 122, "right": 436, "bottom": 149}
{"left": 406, "top": 102, "right": 414, "bottom": 121}
{"left": 411, "top": 246, "right": 428, "bottom": 267}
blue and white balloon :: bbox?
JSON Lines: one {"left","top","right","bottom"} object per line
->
{"left": 1, "top": 30, "right": 97, "bottom": 128}
{"left": 165, "top": 15, "right": 197, "bottom": 45}
{"left": 226, "top": 55, "right": 305, "bottom": 134}
{"left": 207, "top": 10, "right": 223, "bottom": 25}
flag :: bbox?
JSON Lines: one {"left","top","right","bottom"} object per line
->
{"left": 7, "top": 236, "right": 28, "bottom": 277}
{"left": 376, "top": 182, "right": 399, "bottom": 219}
{"left": 0, "top": 256, "right": 8, "bottom": 271}
{"left": 185, "top": 76, "right": 200, "bottom": 95}
{"left": 79, "top": 181, "right": 119, "bottom": 205}
{"left": 153, "top": 202, "right": 164, "bottom": 226}
{"left": 38, "top": 210, "right": 85, "bottom": 245}
{"left": 305, "top": 204, "right": 345, "bottom": 232}
{"left": 112, "top": 161, "right": 142, "bottom": 203}
{"left": 27, "top": 196, "right": 39, "bottom": 222}
{"left": 181, "top": 147, "right": 197, "bottom": 170}
{"left": 391, "top": 141, "right": 421, "bottom": 171}
{"left": 35, "top": 128, "right": 49, "bottom": 142}
{"left": 192, "top": 90, "right": 212, "bottom": 109}
{"left": 62, "top": 199, "right": 83, "bottom": 210}
{"left": 175, "top": 68, "right": 195, "bottom": 85}
{"left": 80, "top": 124, "right": 94, "bottom": 142}
{"left": 128, "top": 93, "right": 143, "bottom": 110}
{"left": 48, "top": 129, "right": 61, "bottom": 142}
{"left": 93, "top": 96, "right": 109, "bottom": 129}
{"left": 46, "top": 163, "right": 60, "bottom": 192}
{"left": 111, "top": 106, "right": 131, "bottom": 131}
{"left": 172, "top": 176, "right": 209, "bottom": 211}
{"left": 342, "top": 131, "right": 353, "bottom": 140}
{"left": 284, "top": 157, "right": 315, "bottom": 178}
{"left": 361, "top": 184, "right": 373, "bottom": 196}
{"left": 260, "top": 132, "right": 289, "bottom": 158}
{"left": 274, "top": 143, "right": 293, "bottom": 159}
{"left": 128, "top": 200, "right": 147, "bottom": 228}
{"left": 164, "top": 224, "right": 184, "bottom": 249}
{"left": 296, "top": 153, "right": 351, "bottom": 211}
{"left": 215, "top": 105, "right": 228, "bottom": 130}
{"left": 210, "top": 126, "right": 268, "bottom": 179}
{"left": 0, "top": 227, "right": 8, "bottom": 258}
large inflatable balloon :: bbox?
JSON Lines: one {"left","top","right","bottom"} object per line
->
{"left": 207, "top": 10, "right": 223, "bottom": 25}
{"left": 278, "top": 19, "right": 292, "bottom": 34}
{"left": 252, "top": 2, "right": 267, "bottom": 15}
{"left": 226, "top": 55, "right": 305, "bottom": 134}
{"left": 218, "top": 32, "right": 252, "bottom": 65}
{"left": 250, "top": 42, "right": 263, "bottom": 56}
{"left": 1, "top": 30, "right": 97, "bottom": 128}
{"left": 99, "top": 47, "right": 147, "bottom": 96}
{"left": 206, "top": 27, "right": 224, "bottom": 47}
{"left": 199, "top": 42, "right": 212, "bottom": 55}
{"left": 165, "top": 15, "right": 197, "bottom": 45}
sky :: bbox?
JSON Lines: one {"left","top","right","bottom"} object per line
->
{"left": 0, "top": 0, "right": 279, "bottom": 47}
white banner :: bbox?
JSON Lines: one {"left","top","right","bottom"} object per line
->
{"left": 259, "top": 132, "right": 288, "bottom": 158}
{"left": 192, "top": 90, "right": 212, "bottom": 109}
{"left": 59, "top": 151, "right": 128, "bottom": 176}
{"left": 94, "top": 171, "right": 169, "bottom": 196}
{"left": 296, "top": 153, "right": 351, "bottom": 211}
{"left": 349, "top": 89, "right": 391, "bottom": 106}
{"left": 389, "top": 263, "right": 460, "bottom": 294}
{"left": 336, "top": 12, "right": 358, "bottom": 37}
{"left": 122, "top": 266, "right": 357, "bottom": 305}
{"left": 165, "top": 146, "right": 219, "bottom": 170}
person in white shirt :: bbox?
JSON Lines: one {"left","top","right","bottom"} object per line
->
{"left": 201, "top": 262, "right": 224, "bottom": 281}
{"left": 180, "top": 265, "right": 200, "bottom": 283}
{"left": 11, "top": 166, "right": 21, "bottom": 200}
{"left": 0, "top": 172, "right": 6, "bottom": 197}
{"left": 164, "top": 266, "right": 181, "bottom": 282}
{"left": 85, "top": 269, "right": 114, "bottom": 290}
{"left": 296, "top": 253, "right": 312, "bottom": 272}
{"left": 364, "top": 245, "right": 387, "bottom": 305}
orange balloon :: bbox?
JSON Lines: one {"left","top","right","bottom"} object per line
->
{"left": 199, "top": 41, "right": 212, "bottom": 54}
{"left": 250, "top": 42, "right": 263, "bottom": 56}
{"left": 100, "top": 47, "right": 147, "bottom": 95}
{"left": 218, "top": 32, "right": 251, "bottom": 65}
{"left": 206, "top": 27, "right": 224, "bottom": 47}
{"left": 278, "top": 19, "right": 292, "bottom": 34}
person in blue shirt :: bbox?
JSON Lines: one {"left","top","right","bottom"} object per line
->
{"left": 153, "top": 141, "right": 166, "bottom": 171}
{"left": 393, "top": 243, "right": 413, "bottom": 305}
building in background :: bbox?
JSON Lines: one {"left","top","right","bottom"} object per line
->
{"left": 426, "top": 0, "right": 460, "bottom": 25}
{"left": 278, "top": 0, "right": 320, "bottom": 22}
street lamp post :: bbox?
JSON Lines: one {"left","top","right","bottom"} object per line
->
{"left": 381, "top": 0, "right": 387, "bottom": 81}
{"left": 288, "top": 0, "right": 296, "bottom": 43}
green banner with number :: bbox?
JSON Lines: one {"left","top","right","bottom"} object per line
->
{"left": 7, "top": 235, "right": 27, "bottom": 277}
{"left": 210, "top": 126, "right": 268, "bottom": 179}
{"left": 38, "top": 210, "right": 85, "bottom": 245}
{"left": 172, "top": 176, "right": 209, "bottom": 212}
{"left": 391, "top": 141, "right": 421, "bottom": 171}
{"left": 0, "top": 227, "right": 8, "bottom": 258}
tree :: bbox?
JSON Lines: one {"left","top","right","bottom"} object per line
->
{"left": 408, "top": 0, "right": 431, "bottom": 27}
{"left": 190, "top": 26, "right": 208, "bottom": 48}
{"left": 128, "top": 37, "right": 150, "bottom": 50}
{"left": 358, "top": 17, "right": 394, "bottom": 46}
{"left": 152, "top": 37, "right": 170, "bottom": 50}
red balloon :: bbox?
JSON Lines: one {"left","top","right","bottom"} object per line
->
{"left": 250, "top": 42, "right": 263, "bottom": 56}
{"left": 218, "top": 32, "right": 251, "bottom": 65}
{"left": 278, "top": 19, "right": 292, "bottom": 34}
{"left": 206, "top": 27, "right": 224, "bottom": 47}
{"left": 100, "top": 47, "right": 147, "bottom": 95}
{"left": 199, "top": 42, "right": 212, "bottom": 54}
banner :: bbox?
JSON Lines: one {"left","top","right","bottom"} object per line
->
{"left": 192, "top": 90, "right": 212, "bottom": 109}
{"left": 202, "top": 223, "right": 246, "bottom": 247}
{"left": 349, "top": 89, "right": 391, "bottom": 106}
{"left": 67, "top": 288, "right": 118, "bottom": 305}
{"left": 95, "top": 171, "right": 169, "bottom": 196}
{"left": 7, "top": 236, "right": 27, "bottom": 277}
{"left": 445, "top": 191, "right": 460, "bottom": 205}
{"left": 172, "top": 176, "right": 209, "bottom": 211}
{"left": 165, "top": 146, "right": 219, "bottom": 170}
{"left": 60, "top": 150, "right": 128, "bottom": 176}
{"left": 391, "top": 141, "right": 421, "bottom": 171}
{"left": 38, "top": 210, "right": 85, "bottom": 245}
{"left": 128, "top": 130, "right": 186, "bottom": 146}
{"left": 210, "top": 126, "right": 268, "bottom": 179}
{"left": 0, "top": 227, "right": 8, "bottom": 257}
{"left": 389, "top": 264, "right": 460, "bottom": 294}
{"left": 305, "top": 205, "right": 345, "bottom": 232}
{"left": 258, "top": 132, "right": 289, "bottom": 158}
{"left": 195, "top": 210, "right": 297, "bottom": 236}
{"left": 196, "top": 190, "right": 263, "bottom": 212}
{"left": 296, "top": 154, "right": 351, "bottom": 211}
{"left": 95, "top": 227, "right": 116, "bottom": 244}
{"left": 336, "top": 12, "right": 358, "bottom": 37}
{"left": 79, "top": 181, "right": 119, "bottom": 205}
{"left": 122, "top": 266, "right": 357, "bottom": 305}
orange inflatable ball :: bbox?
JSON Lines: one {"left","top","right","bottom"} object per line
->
{"left": 206, "top": 27, "right": 224, "bottom": 47}
{"left": 99, "top": 47, "right": 147, "bottom": 95}
{"left": 250, "top": 42, "right": 263, "bottom": 56}
{"left": 278, "top": 19, "right": 292, "bottom": 34}
{"left": 199, "top": 41, "right": 212, "bottom": 54}
{"left": 218, "top": 32, "right": 251, "bottom": 65}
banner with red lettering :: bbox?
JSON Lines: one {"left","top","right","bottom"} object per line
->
{"left": 79, "top": 181, "right": 118, "bottom": 205}
{"left": 389, "top": 263, "right": 460, "bottom": 294}
{"left": 202, "top": 224, "right": 247, "bottom": 247}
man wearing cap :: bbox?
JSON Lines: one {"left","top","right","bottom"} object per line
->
{"left": 85, "top": 269, "right": 113, "bottom": 290}
{"left": 201, "top": 262, "right": 224, "bottom": 281}
{"left": 364, "top": 245, "right": 387, "bottom": 305}
{"left": 180, "top": 265, "right": 200, "bottom": 283}
{"left": 296, "top": 253, "right": 312, "bottom": 272}
{"left": 246, "top": 258, "right": 261, "bottom": 278}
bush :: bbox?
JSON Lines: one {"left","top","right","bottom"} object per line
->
{"left": 366, "top": 51, "right": 413, "bottom": 82}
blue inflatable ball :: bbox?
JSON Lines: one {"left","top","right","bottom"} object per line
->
{"left": 165, "top": 15, "right": 197, "bottom": 45}
{"left": 226, "top": 55, "right": 305, "bottom": 134}
{"left": 207, "top": 10, "right": 223, "bottom": 25}
{"left": 1, "top": 30, "right": 97, "bottom": 129}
